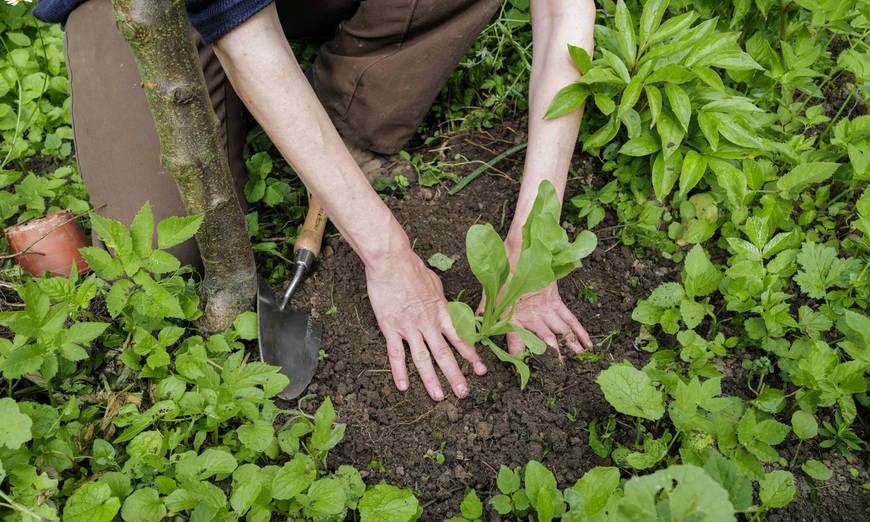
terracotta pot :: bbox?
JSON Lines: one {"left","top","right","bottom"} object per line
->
{"left": 4, "top": 210, "right": 91, "bottom": 277}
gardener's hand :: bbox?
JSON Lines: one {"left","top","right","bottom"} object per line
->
{"left": 366, "top": 254, "right": 487, "bottom": 401}
{"left": 504, "top": 281, "right": 592, "bottom": 357}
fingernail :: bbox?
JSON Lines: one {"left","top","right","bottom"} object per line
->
{"left": 433, "top": 388, "right": 444, "bottom": 401}
{"left": 457, "top": 384, "right": 468, "bottom": 398}
{"left": 474, "top": 362, "right": 487, "bottom": 375}
{"left": 398, "top": 380, "right": 408, "bottom": 391}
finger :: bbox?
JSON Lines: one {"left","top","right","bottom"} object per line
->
{"left": 507, "top": 332, "right": 525, "bottom": 356}
{"left": 543, "top": 314, "right": 584, "bottom": 354}
{"left": 384, "top": 331, "right": 409, "bottom": 391}
{"left": 425, "top": 330, "right": 469, "bottom": 398}
{"left": 557, "top": 306, "right": 593, "bottom": 350}
{"left": 407, "top": 334, "right": 445, "bottom": 401}
{"left": 441, "top": 316, "right": 487, "bottom": 376}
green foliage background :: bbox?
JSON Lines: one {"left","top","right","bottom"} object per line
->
{"left": 1, "top": 0, "right": 869, "bottom": 520}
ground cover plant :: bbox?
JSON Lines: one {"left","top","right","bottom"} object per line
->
{"left": 1, "top": 0, "right": 869, "bottom": 520}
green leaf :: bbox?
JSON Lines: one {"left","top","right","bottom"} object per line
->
{"left": 230, "top": 464, "right": 262, "bottom": 515}
{"left": 308, "top": 478, "right": 347, "bottom": 515}
{"left": 0, "top": 398, "right": 32, "bottom": 449}
{"left": 121, "top": 488, "right": 166, "bottom": 522}
{"left": 359, "top": 483, "right": 421, "bottom": 522}
{"left": 597, "top": 362, "right": 665, "bottom": 420}
{"left": 233, "top": 311, "right": 258, "bottom": 340}
{"left": 684, "top": 245, "right": 722, "bottom": 297}
{"left": 794, "top": 242, "right": 855, "bottom": 299}
{"left": 703, "top": 451, "right": 753, "bottom": 512}
{"left": 679, "top": 150, "right": 707, "bottom": 198}
{"left": 63, "top": 483, "right": 121, "bottom": 522}
{"left": 614, "top": 0, "right": 637, "bottom": 66}
{"left": 663, "top": 83, "right": 692, "bottom": 131}
{"left": 572, "top": 467, "right": 620, "bottom": 517}
{"left": 197, "top": 448, "right": 237, "bottom": 479}
{"left": 777, "top": 162, "right": 840, "bottom": 199}
{"left": 648, "top": 282, "right": 684, "bottom": 308}
{"left": 759, "top": 470, "right": 796, "bottom": 509}
{"left": 791, "top": 410, "right": 818, "bottom": 440}
{"left": 130, "top": 202, "right": 154, "bottom": 258}
{"left": 656, "top": 111, "right": 684, "bottom": 159}
{"left": 619, "top": 134, "right": 660, "bottom": 156}
{"left": 500, "top": 241, "right": 554, "bottom": 308}
{"left": 568, "top": 45, "right": 593, "bottom": 73}
{"left": 680, "top": 298, "right": 706, "bottom": 329}
{"left": 237, "top": 420, "right": 275, "bottom": 452}
{"left": 272, "top": 454, "right": 316, "bottom": 500}
{"left": 460, "top": 488, "right": 483, "bottom": 519}
{"left": 427, "top": 252, "right": 456, "bottom": 272}
{"left": 546, "top": 83, "right": 590, "bottom": 119}
{"left": 448, "top": 301, "right": 479, "bottom": 346}
{"left": 156, "top": 214, "right": 204, "bottom": 249}
{"left": 751, "top": 388, "right": 785, "bottom": 414}
{"left": 708, "top": 158, "right": 747, "bottom": 208}
{"left": 466, "top": 224, "right": 509, "bottom": 306}
{"left": 639, "top": 0, "right": 669, "bottom": 46}
{"left": 646, "top": 85, "right": 663, "bottom": 128}
{"left": 497, "top": 465, "right": 521, "bottom": 494}
{"left": 79, "top": 247, "right": 123, "bottom": 280}
{"left": 652, "top": 152, "right": 678, "bottom": 201}
{"left": 801, "top": 460, "right": 831, "bottom": 481}
{"left": 489, "top": 494, "right": 512, "bottom": 515}
{"left": 618, "top": 464, "right": 735, "bottom": 521}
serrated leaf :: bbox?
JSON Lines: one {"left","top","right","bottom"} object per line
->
{"left": 0, "top": 398, "right": 32, "bottom": 449}
{"left": 759, "top": 470, "right": 796, "bottom": 508}
{"left": 156, "top": 214, "right": 204, "bottom": 250}
{"left": 130, "top": 202, "right": 154, "bottom": 258}
{"left": 647, "top": 282, "right": 685, "bottom": 308}
{"left": 79, "top": 247, "right": 123, "bottom": 280}
{"left": 777, "top": 162, "right": 840, "bottom": 199}
{"left": 460, "top": 488, "right": 483, "bottom": 519}
{"left": 359, "top": 483, "right": 420, "bottom": 522}
{"left": 497, "top": 465, "right": 521, "bottom": 494}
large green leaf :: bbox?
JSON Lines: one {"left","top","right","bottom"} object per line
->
{"left": 359, "top": 483, "right": 421, "bottom": 522}
{"left": 466, "top": 224, "right": 509, "bottom": 306}
{"left": 0, "top": 398, "right": 32, "bottom": 449}
{"left": 64, "top": 483, "right": 121, "bottom": 522}
{"left": 597, "top": 362, "right": 665, "bottom": 420}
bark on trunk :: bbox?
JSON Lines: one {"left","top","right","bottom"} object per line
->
{"left": 111, "top": 0, "right": 256, "bottom": 333}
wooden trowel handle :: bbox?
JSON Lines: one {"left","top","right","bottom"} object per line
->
{"left": 294, "top": 196, "right": 328, "bottom": 257}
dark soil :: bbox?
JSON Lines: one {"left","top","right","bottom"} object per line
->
{"left": 278, "top": 124, "right": 870, "bottom": 520}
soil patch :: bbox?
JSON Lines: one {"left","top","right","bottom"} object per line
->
{"left": 277, "top": 124, "right": 869, "bottom": 520}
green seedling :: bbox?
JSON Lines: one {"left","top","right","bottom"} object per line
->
{"left": 449, "top": 180, "right": 597, "bottom": 388}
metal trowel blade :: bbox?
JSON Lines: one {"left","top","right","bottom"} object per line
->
{"left": 257, "top": 278, "right": 321, "bottom": 400}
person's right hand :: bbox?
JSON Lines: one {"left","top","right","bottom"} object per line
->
{"left": 365, "top": 252, "right": 487, "bottom": 401}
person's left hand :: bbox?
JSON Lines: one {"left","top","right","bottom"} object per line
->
{"left": 501, "top": 281, "right": 593, "bottom": 357}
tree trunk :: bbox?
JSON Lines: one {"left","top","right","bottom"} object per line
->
{"left": 111, "top": 0, "right": 256, "bottom": 333}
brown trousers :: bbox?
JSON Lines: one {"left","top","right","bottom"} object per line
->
{"left": 65, "top": 0, "right": 500, "bottom": 266}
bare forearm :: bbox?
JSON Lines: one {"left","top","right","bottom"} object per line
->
{"left": 506, "top": 0, "right": 595, "bottom": 255}
{"left": 212, "top": 4, "right": 412, "bottom": 267}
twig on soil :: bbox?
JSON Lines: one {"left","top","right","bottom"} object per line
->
{"left": 387, "top": 406, "right": 437, "bottom": 430}
{"left": 463, "top": 138, "right": 497, "bottom": 155}
{"left": 478, "top": 457, "right": 498, "bottom": 475}
{"left": 602, "top": 241, "right": 621, "bottom": 254}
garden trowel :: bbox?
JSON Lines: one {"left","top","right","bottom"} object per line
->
{"left": 257, "top": 198, "right": 328, "bottom": 399}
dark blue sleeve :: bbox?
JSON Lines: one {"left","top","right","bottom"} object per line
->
{"left": 31, "top": 0, "right": 87, "bottom": 24}
{"left": 186, "top": 0, "right": 274, "bottom": 44}
{"left": 32, "top": 0, "right": 273, "bottom": 45}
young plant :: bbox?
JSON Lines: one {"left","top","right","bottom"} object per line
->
{"left": 449, "top": 180, "right": 597, "bottom": 388}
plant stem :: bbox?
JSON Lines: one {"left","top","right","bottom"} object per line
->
{"left": 789, "top": 439, "right": 803, "bottom": 468}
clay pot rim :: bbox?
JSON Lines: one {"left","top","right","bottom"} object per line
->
{"left": 4, "top": 209, "right": 79, "bottom": 236}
